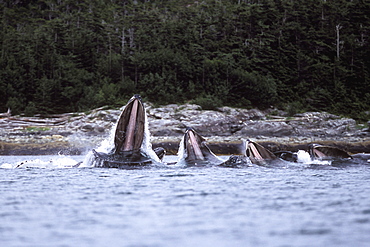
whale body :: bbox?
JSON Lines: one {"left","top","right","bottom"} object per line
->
{"left": 92, "top": 95, "right": 162, "bottom": 168}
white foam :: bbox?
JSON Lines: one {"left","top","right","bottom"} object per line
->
{"left": 0, "top": 163, "right": 14, "bottom": 169}
{"left": 141, "top": 109, "right": 160, "bottom": 163}
{"left": 176, "top": 135, "right": 187, "bottom": 164}
{"left": 296, "top": 150, "right": 312, "bottom": 163}
{"left": 79, "top": 151, "right": 96, "bottom": 167}
{"left": 296, "top": 150, "right": 331, "bottom": 165}
{"left": 1, "top": 155, "right": 80, "bottom": 169}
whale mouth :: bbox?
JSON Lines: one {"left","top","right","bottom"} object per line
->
{"left": 181, "top": 128, "right": 222, "bottom": 165}
{"left": 90, "top": 94, "right": 164, "bottom": 168}
{"left": 245, "top": 140, "right": 276, "bottom": 164}
{"left": 114, "top": 94, "right": 146, "bottom": 154}
{"left": 309, "top": 144, "right": 352, "bottom": 159}
{"left": 184, "top": 128, "right": 206, "bottom": 161}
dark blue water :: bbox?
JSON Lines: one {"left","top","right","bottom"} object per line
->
{"left": 1, "top": 155, "right": 370, "bottom": 247}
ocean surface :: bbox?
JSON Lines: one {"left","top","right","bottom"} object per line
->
{"left": 1, "top": 154, "right": 370, "bottom": 247}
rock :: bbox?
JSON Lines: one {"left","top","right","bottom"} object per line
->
{"left": 1, "top": 104, "right": 369, "bottom": 155}
{"left": 81, "top": 124, "right": 94, "bottom": 131}
{"left": 103, "top": 112, "right": 119, "bottom": 122}
{"left": 95, "top": 126, "right": 105, "bottom": 133}
{"left": 294, "top": 111, "right": 340, "bottom": 120}
{"left": 149, "top": 119, "right": 183, "bottom": 136}
{"left": 217, "top": 107, "right": 265, "bottom": 120}
{"left": 237, "top": 121, "right": 295, "bottom": 137}
{"left": 290, "top": 117, "right": 357, "bottom": 137}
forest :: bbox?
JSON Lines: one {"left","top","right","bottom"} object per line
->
{"left": 1, "top": 0, "right": 369, "bottom": 121}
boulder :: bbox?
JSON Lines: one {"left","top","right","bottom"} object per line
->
{"left": 237, "top": 121, "right": 295, "bottom": 137}
{"left": 149, "top": 119, "right": 183, "bottom": 136}
{"left": 1, "top": 103, "right": 369, "bottom": 155}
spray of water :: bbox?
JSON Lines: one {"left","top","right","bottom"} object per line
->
{"left": 79, "top": 121, "right": 117, "bottom": 167}
{"left": 296, "top": 150, "right": 331, "bottom": 165}
{"left": 296, "top": 150, "right": 311, "bottom": 163}
{"left": 241, "top": 140, "right": 247, "bottom": 156}
{"left": 1, "top": 155, "right": 80, "bottom": 169}
{"left": 175, "top": 135, "right": 187, "bottom": 165}
{"left": 141, "top": 111, "right": 160, "bottom": 163}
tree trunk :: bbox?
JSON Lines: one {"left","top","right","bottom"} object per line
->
{"left": 336, "top": 24, "right": 342, "bottom": 60}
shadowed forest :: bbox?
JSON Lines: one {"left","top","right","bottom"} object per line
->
{"left": 1, "top": 0, "right": 369, "bottom": 120}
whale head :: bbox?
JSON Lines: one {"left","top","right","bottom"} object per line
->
{"left": 114, "top": 94, "right": 146, "bottom": 155}
{"left": 308, "top": 144, "right": 352, "bottom": 160}
{"left": 245, "top": 139, "right": 276, "bottom": 165}
{"left": 180, "top": 127, "right": 222, "bottom": 165}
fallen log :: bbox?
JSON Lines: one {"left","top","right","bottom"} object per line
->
{"left": 7, "top": 117, "right": 68, "bottom": 125}
{"left": 0, "top": 108, "right": 11, "bottom": 118}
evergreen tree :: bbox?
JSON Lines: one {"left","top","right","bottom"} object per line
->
{"left": 0, "top": 0, "right": 369, "bottom": 120}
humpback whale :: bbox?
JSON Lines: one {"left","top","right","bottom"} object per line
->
{"left": 177, "top": 129, "right": 278, "bottom": 166}
{"left": 220, "top": 140, "right": 279, "bottom": 167}
{"left": 245, "top": 140, "right": 277, "bottom": 165}
{"left": 92, "top": 95, "right": 162, "bottom": 168}
{"left": 308, "top": 144, "right": 352, "bottom": 160}
{"left": 274, "top": 151, "right": 298, "bottom": 162}
{"left": 178, "top": 127, "right": 224, "bottom": 166}
{"left": 273, "top": 144, "right": 353, "bottom": 163}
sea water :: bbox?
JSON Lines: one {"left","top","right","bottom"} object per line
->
{"left": 1, "top": 154, "right": 369, "bottom": 247}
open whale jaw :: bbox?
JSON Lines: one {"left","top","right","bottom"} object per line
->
{"left": 245, "top": 140, "right": 277, "bottom": 165}
{"left": 308, "top": 144, "right": 352, "bottom": 160}
{"left": 180, "top": 128, "right": 223, "bottom": 166}
{"left": 92, "top": 95, "right": 154, "bottom": 168}
{"left": 219, "top": 140, "right": 282, "bottom": 167}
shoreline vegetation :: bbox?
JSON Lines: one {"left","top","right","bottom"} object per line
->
{"left": 1, "top": 104, "right": 369, "bottom": 155}
{"left": 1, "top": 1, "right": 370, "bottom": 122}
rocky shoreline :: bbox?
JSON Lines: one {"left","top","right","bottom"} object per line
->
{"left": 0, "top": 103, "right": 369, "bottom": 155}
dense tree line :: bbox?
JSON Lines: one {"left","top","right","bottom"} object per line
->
{"left": 1, "top": 0, "right": 369, "bottom": 120}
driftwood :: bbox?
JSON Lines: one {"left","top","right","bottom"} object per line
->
{"left": 266, "top": 117, "right": 304, "bottom": 122}
{"left": 0, "top": 112, "right": 84, "bottom": 129}
{"left": 8, "top": 117, "right": 68, "bottom": 125}
{"left": 265, "top": 116, "right": 323, "bottom": 122}
{"left": 0, "top": 106, "right": 108, "bottom": 130}
{"left": 0, "top": 108, "right": 11, "bottom": 118}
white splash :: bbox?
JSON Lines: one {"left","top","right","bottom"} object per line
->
{"left": 296, "top": 150, "right": 331, "bottom": 165}
{"left": 175, "top": 135, "right": 187, "bottom": 164}
{"left": 79, "top": 123, "right": 116, "bottom": 167}
{"left": 1, "top": 155, "right": 79, "bottom": 169}
{"left": 141, "top": 110, "right": 160, "bottom": 163}
{"left": 296, "top": 150, "right": 312, "bottom": 163}
{"left": 79, "top": 152, "right": 96, "bottom": 167}
{"left": 241, "top": 140, "right": 247, "bottom": 156}
{"left": 0, "top": 163, "right": 13, "bottom": 169}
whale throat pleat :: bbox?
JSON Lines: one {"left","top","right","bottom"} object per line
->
{"left": 189, "top": 130, "right": 204, "bottom": 160}
{"left": 249, "top": 143, "right": 263, "bottom": 160}
{"left": 123, "top": 99, "right": 138, "bottom": 151}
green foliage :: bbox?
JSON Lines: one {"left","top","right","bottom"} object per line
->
{"left": 24, "top": 102, "right": 38, "bottom": 117}
{"left": 6, "top": 97, "right": 23, "bottom": 115}
{"left": 285, "top": 101, "right": 305, "bottom": 117}
{"left": 0, "top": 0, "right": 369, "bottom": 119}
{"left": 191, "top": 95, "right": 222, "bottom": 111}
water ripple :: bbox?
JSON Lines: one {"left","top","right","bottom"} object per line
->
{"left": 299, "top": 228, "right": 331, "bottom": 235}
{"left": 160, "top": 173, "right": 195, "bottom": 177}
{"left": 0, "top": 155, "right": 369, "bottom": 247}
